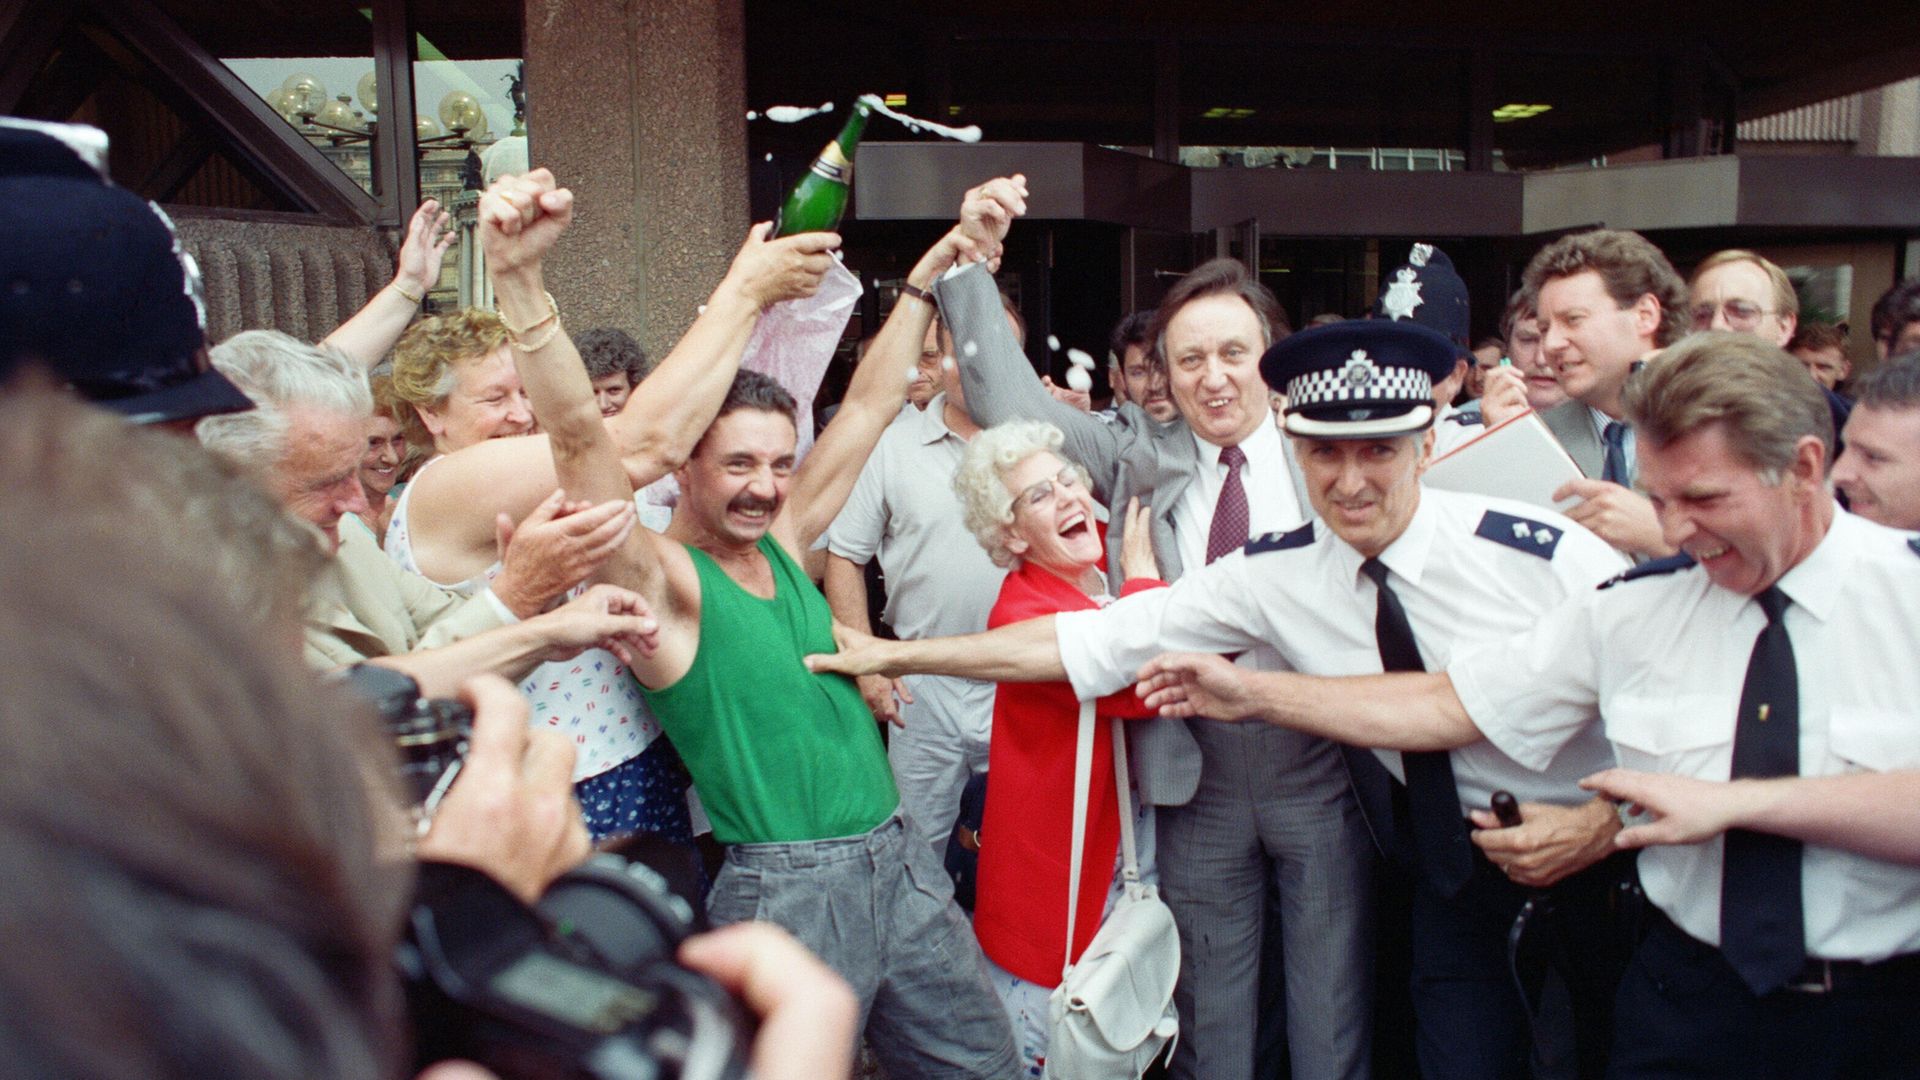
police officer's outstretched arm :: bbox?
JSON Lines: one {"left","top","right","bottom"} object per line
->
{"left": 1136, "top": 658, "right": 1484, "bottom": 751}
{"left": 1582, "top": 768, "right": 1920, "bottom": 868}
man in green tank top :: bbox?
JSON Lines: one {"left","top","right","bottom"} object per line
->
{"left": 491, "top": 163, "right": 1032, "bottom": 1078}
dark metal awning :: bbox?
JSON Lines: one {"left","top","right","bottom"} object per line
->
{"left": 855, "top": 141, "right": 1920, "bottom": 239}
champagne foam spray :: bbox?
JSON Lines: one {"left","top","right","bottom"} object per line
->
{"left": 857, "top": 94, "right": 982, "bottom": 143}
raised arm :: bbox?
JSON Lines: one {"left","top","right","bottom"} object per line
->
{"left": 771, "top": 177, "right": 1026, "bottom": 559}
{"left": 479, "top": 172, "right": 624, "bottom": 503}
{"left": 398, "top": 192, "right": 837, "bottom": 583}
{"left": 323, "top": 199, "right": 453, "bottom": 368}
{"left": 605, "top": 228, "right": 841, "bottom": 489}
{"left": 936, "top": 252, "right": 1127, "bottom": 503}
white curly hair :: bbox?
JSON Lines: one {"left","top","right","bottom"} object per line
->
{"left": 953, "top": 420, "right": 1092, "bottom": 567}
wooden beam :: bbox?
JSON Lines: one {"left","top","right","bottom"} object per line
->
{"left": 369, "top": 0, "right": 418, "bottom": 226}
{"left": 139, "top": 124, "right": 216, "bottom": 201}
{"left": 87, "top": 0, "right": 378, "bottom": 224}
{"left": 0, "top": 0, "right": 72, "bottom": 115}
{"left": 13, "top": 30, "right": 113, "bottom": 122}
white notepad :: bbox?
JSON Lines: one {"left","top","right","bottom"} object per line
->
{"left": 1421, "top": 411, "right": 1584, "bottom": 512}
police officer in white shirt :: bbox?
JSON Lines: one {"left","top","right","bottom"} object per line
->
{"left": 808, "top": 319, "right": 1641, "bottom": 1080}
{"left": 1133, "top": 330, "right": 1920, "bottom": 1079}
{"left": 1073, "top": 320, "right": 1638, "bottom": 1078}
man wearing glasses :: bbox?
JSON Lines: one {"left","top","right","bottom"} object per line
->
{"left": 1688, "top": 250, "right": 1853, "bottom": 454}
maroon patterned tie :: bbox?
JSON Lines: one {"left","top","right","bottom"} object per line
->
{"left": 1205, "top": 444, "right": 1250, "bottom": 564}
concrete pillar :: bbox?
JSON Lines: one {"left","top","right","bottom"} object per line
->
{"left": 524, "top": 0, "right": 749, "bottom": 356}
{"left": 1860, "top": 78, "right": 1920, "bottom": 158}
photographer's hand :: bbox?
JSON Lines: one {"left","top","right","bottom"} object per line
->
{"left": 679, "top": 923, "right": 860, "bottom": 1080}
{"left": 415, "top": 674, "right": 589, "bottom": 904}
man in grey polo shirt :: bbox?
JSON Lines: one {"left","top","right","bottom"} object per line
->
{"left": 824, "top": 315, "right": 1009, "bottom": 852}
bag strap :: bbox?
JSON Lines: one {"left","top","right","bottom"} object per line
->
{"left": 1062, "top": 703, "right": 1146, "bottom": 979}
{"left": 1062, "top": 697, "right": 1096, "bottom": 980}
{"left": 1111, "top": 716, "right": 1140, "bottom": 886}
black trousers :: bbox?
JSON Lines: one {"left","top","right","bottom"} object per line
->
{"left": 1608, "top": 910, "right": 1920, "bottom": 1080}
{"left": 1409, "top": 847, "right": 1638, "bottom": 1080}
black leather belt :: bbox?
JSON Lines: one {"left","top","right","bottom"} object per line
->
{"left": 1648, "top": 907, "right": 1920, "bottom": 996}
{"left": 1782, "top": 951, "right": 1920, "bottom": 995}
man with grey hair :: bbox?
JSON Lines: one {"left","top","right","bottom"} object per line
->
{"left": 200, "top": 330, "right": 654, "bottom": 697}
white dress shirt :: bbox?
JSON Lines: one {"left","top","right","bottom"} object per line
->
{"left": 1451, "top": 509, "right": 1920, "bottom": 961}
{"left": 1171, "top": 413, "right": 1306, "bottom": 573}
{"left": 1056, "top": 488, "right": 1627, "bottom": 813}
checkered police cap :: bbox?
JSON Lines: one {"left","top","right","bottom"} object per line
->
{"left": 1259, "top": 320, "right": 1461, "bottom": 439}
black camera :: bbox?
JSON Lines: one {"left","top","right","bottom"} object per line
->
{"left": 339, "top": 666, "right": 752, "bottom": 1080}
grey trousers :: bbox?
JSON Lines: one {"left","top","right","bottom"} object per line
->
{"left": 707, "top": 810, "right": 1020, "bottom": 1080}
{"left": 1157, "top": 720, "right": 1374, "bottom": 1080}
{"left": 888, "top": 676, "right": 992, "bottom": 854}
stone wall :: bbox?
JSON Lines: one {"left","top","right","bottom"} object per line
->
{"left": 170, "top": 211, "right": 394, "bottom": 346}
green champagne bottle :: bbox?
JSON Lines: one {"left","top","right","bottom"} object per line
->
{"left": 773, "top": 100, "right": 870, "bottom": 237}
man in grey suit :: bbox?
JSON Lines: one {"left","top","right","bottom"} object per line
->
{"left": 938, "top": 244, "right": 1373, "bottom": 1080}
{"left": 1524, "top": 229, "right": 1688, "bottom": 559}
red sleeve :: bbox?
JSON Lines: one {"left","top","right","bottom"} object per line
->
{"left": 987, "top": 584, "right": 1054, "bottom": 630}
{"left": 1118, "top": 577, "right": 1167, "bottom": 599}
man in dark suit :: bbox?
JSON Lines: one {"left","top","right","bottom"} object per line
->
{"left": 940, "top": 244, "right": 1372, "bottom": 1080}
{"left": 1523, "top": 229, "right": 1688, "bottom": 559}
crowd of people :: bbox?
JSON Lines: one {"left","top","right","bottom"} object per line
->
{"left": 3, "top": 111, "right": 1919, "bottom": 1080}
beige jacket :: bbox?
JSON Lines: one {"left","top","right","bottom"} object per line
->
{"left": 303, "top": 518, "right": 507, "bottom": 670}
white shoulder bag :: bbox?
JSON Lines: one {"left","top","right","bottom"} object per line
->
{"left": 1044, "top": 700, "right": 1180, "bottom": 1079}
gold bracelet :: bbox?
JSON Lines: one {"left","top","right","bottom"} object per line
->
{"left": 498, "top": 289, "right": 559, "bottom": 337}
{"left": 390, "top": 281, "right": 424, "bottom": 305}
{"left": 508, "top": 315, "right": 564, "bottom": 353}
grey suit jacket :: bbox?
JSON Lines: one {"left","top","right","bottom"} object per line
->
{"left": 1540, "top": 399, "right": 1604, "bottom": 478}
{"left": 935, "top": 263, "right": 1312, "bottom": 806}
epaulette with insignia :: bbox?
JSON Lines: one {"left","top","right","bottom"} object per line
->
{"left": 1245, "top": 521, "right": 1315, "bottom": 555}
{"left": 1473, "top": 510, "right": 1562, "bottom": 559}
{"left": 1598, "top": 552, "right": 1697, "bottom": 590}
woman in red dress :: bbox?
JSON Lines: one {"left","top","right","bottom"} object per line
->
{"left": 951, "top": 419, "right": 1166, "bottom": 1075}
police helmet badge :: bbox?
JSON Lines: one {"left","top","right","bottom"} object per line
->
{"left": 1380, "top": 267, "right": 1424, "bottom": 321}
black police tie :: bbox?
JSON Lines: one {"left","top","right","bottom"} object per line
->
{"left": 1720, "top": 586, "right": 1805, "bottom": 995}
{"left": 1361, "top": 558, "right": 1474, "bottom": 897}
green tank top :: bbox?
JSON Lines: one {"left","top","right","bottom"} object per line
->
{"left": 642, "top": 534, "right": 897, "bottom": 844}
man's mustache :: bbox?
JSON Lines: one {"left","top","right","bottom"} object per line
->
{"left": 728, "top": 494, "right": 779, "bottom": 515}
